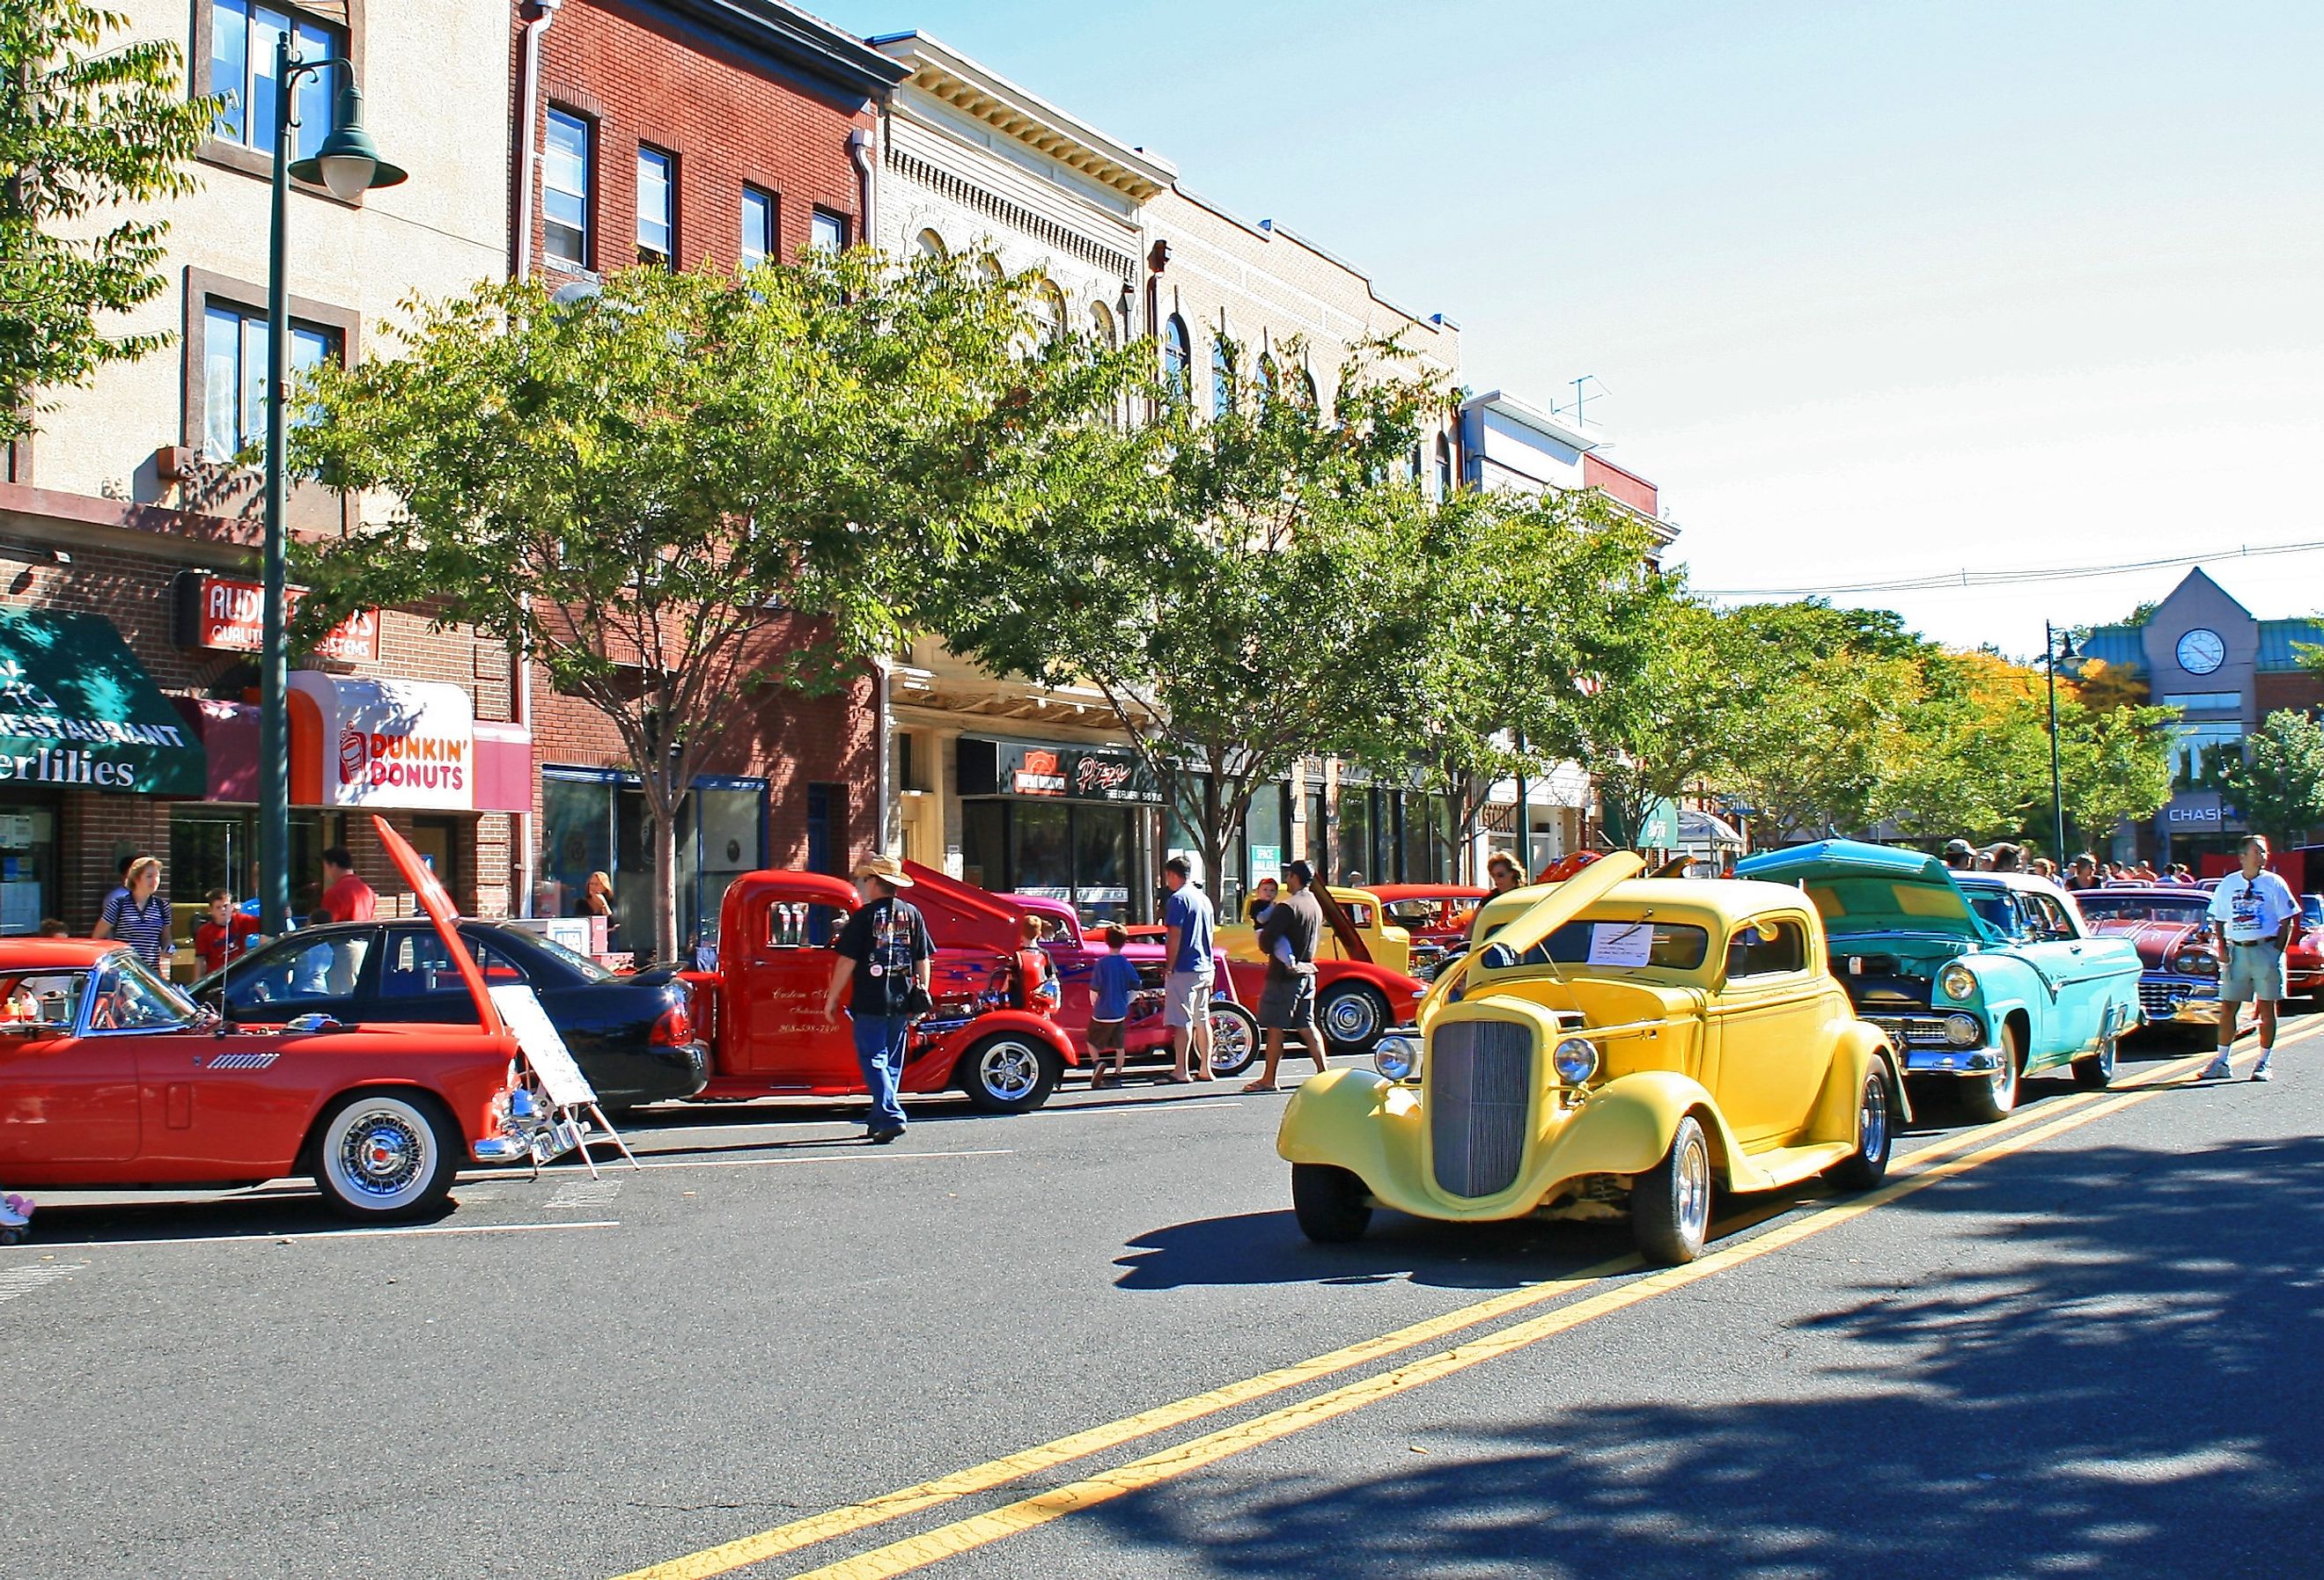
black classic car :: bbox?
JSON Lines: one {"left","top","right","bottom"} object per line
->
{"left": 195, "top": 919, "right": 708, "bottom": 1111}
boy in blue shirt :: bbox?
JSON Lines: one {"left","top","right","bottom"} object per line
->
{"left": 1089, "top": 923, "right": 1143, "bottom": 1089}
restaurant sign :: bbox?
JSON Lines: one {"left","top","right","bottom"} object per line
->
{"left": 174, "top": 571, "right": 380, "bottom": 663}
{"left": 958, "top": 738, "right": 1156, "bottom": 803}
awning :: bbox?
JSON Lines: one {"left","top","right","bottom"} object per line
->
{"left": 0, "top": 607, "right": 206, "bottom": 797}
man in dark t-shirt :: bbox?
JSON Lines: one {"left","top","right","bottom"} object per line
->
{"left": 1243, "top": 861, "right": 1329, "bottom": 1092}
{"left": 822, "top": 855, "right": 933, "bottom": 1143}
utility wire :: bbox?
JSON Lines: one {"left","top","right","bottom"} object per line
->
{"left": 1697, "top": 538, "right": 2324, "bottom": 600}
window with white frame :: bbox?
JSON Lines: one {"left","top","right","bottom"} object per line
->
{"left": 1210, "top": 338, "right": 1233, "bottom": 418}
{"left": 209, "top": 1, "right": 340, "bottom": 162}
{"left": 739, "top": 187, "right": 776, "bottom": 268}
{"left": 636, "top": 146, "right": 675, "bottom": 263}
{"left": 543, "top": 109, "right": 592, "bottom": 268}
{"left": 202, "top": 302, "right": 337, "bottom": 463}
{"left": 809, "top": 209, "right": 848, "bottom": 253}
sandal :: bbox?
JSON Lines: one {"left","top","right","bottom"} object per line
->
{"left": 1239, "top": 1079, "right": 1279, "bottom": 1093}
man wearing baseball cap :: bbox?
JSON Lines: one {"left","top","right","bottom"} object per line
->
{"left": 1943, "top": 839, "right": 1976, "bottom": 871}
{"left": 822, "top": 854, "right": 933, "bottom": 1143}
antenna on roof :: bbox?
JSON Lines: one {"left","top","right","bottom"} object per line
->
{"left": 1563, "top": 374, "right": 1607, "bottom": 427}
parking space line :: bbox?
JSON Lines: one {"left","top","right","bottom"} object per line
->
{"left": 26, "top": 1219, "right": 621, "bottom": 1251}
{"left": 609, "top": 1033, "right": 2287, "bottom": 1580}
{"left": 547, "top": 1149, "right": 1015, "bottom": 1176}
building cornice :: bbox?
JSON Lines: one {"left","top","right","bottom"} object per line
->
{"left": 869, "top": 33, "right": 1175, "bottom": 202}
{"left": 654, "top": 0, "right": 908, "bottom": 99}
{"left": 1464, "top": 389, "right": 1601, "bottom": 453}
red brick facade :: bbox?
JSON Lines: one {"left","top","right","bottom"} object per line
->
{"left": 511, "top": 2, "right": 902, "bottom": 911}
{"left": 518, "top": 0, "right": 889, "bottom": 282}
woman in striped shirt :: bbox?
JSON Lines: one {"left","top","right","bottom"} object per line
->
{"left": 92, "top": 855, "right": 175, "bottom": 974}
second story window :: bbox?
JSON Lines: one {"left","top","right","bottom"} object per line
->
{"left": 542, "top": 109, "right": 592, "bottom": 268}
{"left": 1434, "top": 434, "right": 1454, "bottom": 499}
{"left": 1162, "top": 316, "right": 1191, "bottom": 408}
{"left": 809, "top": 209, "right": 849, "bottom": 254}
{"left": 1210, "top": 339, "right": 1232, "bottom": 419}
{"left": 210, "top": 1, "right": 341, "bottom": 163}
{"left": 740, "top": 187, "right": 776, "bottom": 269}
{"left": 202, "top": 301, "right": 338, "bottom": 463}
{"left": 636, "top": 146, "right": 675, "bottom": 264}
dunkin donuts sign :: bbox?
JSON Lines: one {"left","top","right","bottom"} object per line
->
{"left": 290, "top": 672, "right": 474, "bottom": 810}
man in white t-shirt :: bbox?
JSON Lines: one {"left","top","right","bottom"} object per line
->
{"left": 2203, "top": 834, "right": 2300, "bottom": 1081}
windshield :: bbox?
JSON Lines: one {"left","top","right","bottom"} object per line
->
{"left": 90, "top": 953, "right": 199, "bottom": 1032}
{"left": 2078, "top": 893, "right": 2209, "bottom": 926}
{"left": 1490, "top": 919, "right": 1712, "bottom": 972}
{"left": 2304, "top": 895, "right": 2323, "bottom": 927}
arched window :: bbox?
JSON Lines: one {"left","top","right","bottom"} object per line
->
{"left": 1037, "top": 282, "right": 1069, "bottom": 343}
{"left": 1434, "top": 434, "right": 1455, "bottom": 499}
{"left": 1296, "top": 366, "right": 1319, "bottom": 409}
{"left": 915, "top": 228, "right": 948, "bottom": 260}
{"left": 1162, "top": 315, "right": 1192, "bottom": 406}
{"left": 1256, "top": 352, "right": 1278, "bottom": 408}
{"left": 1090, "top": 299, "right": 1116, "bottom": 345}
{"left": 1210, "top": 338, "right": 1234, "bottom": 418}
{"left": 977, "top": 254, "right": 1005, "bottom": 283}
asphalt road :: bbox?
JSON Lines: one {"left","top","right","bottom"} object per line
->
{"left": 4, "top": 1013, "right": 2319, "bottom": 1580}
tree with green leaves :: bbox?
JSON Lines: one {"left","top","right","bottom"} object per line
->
{"left": 2, "top": 2, "right": 215, "bottom": 439}
{"left": 933, "top": 335, "right": 1450, "bottom": 897}
{"left": 2218, "top": 709, "right": 2324, "bottom": 854}
{"left": 290, "top": 254, "right": 1132, "bottom": 962}
{"left": 1389, "top": 489, "right": 1664, "bottom": 877}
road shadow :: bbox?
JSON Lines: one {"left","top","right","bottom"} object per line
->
{"left": 1088, "top": 1132, "right": 2324, "bottom": 1577}
{"left": 1116, "top": 1209, "right": 1641, "bottom": 1293}
{"left": 16, "top": 1189, "right": 457, "bottom": 1245}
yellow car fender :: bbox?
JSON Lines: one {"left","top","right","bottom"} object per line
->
{"left": 1805, "top": 1018, "right": 1914, "bottom": 1142}
{"left": 1277, "top": 1067, "right": 1406, "bottom": 1179}
{"left": 1556, "top": 1069, "right": 1754, "bottom": 1188}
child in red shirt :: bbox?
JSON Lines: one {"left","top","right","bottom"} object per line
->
{"left": 193, "top": 889, "right": 263, "bottom": 976}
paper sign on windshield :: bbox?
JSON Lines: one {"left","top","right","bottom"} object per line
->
{"left": 1586, "top": 922, "right": 1655, "bottom": 967}
{"left": 489, "top": 983, "right": 598, "bottom": 1108}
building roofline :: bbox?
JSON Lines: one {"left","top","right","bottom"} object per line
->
{"left": 1461, "top": 388, "right": 1601, "bottom": 452}
{"left": 651, "top": 0, "right": 908, "bottom": 96}
{"left": 869, "top": 32, "right": 1176, "bottom": 201}
{"left": 1163, "top": 184, "right": 1456, "bottom": 343}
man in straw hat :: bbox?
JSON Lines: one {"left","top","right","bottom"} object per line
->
{"left": 822, "top": 854, "right": 934, "bottom": 1143}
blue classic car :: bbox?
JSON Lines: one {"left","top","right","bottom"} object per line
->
{"left": 1734, "top": 841, "right": 2144, "bottom": 1121}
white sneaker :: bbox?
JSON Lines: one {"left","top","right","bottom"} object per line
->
{"left": 0, "top": 1201, "right": 26, "bottom": 1230}
{"left": 2200, "top": 1055, "right": 2233, "bottom": 1081}
{"left": 2252, "top": 1052, "right": 2273, "bottom": 1082}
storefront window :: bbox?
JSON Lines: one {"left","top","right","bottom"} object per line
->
{"left": 541, "top": 768, "right": 762, "bottom": 959}
{"left": 960, "top": 799, "right": 1151, "bottom": 923}
{"left": 1337, "top": 788, "right": 1375, "bottom": 887}
{"left": 1305, "top": 788, "right": 1327, "bottom": 877}
{"left": 0, "top": 805, "right": 57, "bottom": 934}
{"left": 1014, "top": 801, "right": 1073, "bottom": 901}
{"left": 170, "top": 807, "right": 337, "bottom": 918}
{"left": 1401, "top": 793, "right": 1452, "bottom": 883}
{"left": 1074, "top": 805, "right": 1133, "bottom": 915}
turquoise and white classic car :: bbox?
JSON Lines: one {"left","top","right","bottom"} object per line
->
{"left": 1733, "top": 841, "right": 2144, "bottom": 1121}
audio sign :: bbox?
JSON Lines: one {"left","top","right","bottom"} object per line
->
{"left": 174, "top": 572, "right": 380, "bottom": 662}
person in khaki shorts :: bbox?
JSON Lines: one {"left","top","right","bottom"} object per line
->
{"left": 1160, "top": 856, "right": 1216, "bottom": 1083}
{"left": 2204, "top": 834, "right": 2299, "bottom": 1083}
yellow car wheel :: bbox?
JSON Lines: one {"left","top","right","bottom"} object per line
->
{"left": 1291, "top": 1164, "right": 1372, "bottom": 1244}
{"left": 1633, "top": 1115, "right": 1712, "bottom": 1267}
{"left": 1826, "top": 1065, "right": 1894, "bottom": 1193}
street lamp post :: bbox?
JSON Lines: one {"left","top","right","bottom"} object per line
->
{"left": 258, "top": 36, "right": 404, "bottom": 933}
{"left": 2043, "top": 621, "right": 2080, "bottom": 863}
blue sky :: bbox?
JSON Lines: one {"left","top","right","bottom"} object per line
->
{"left": 814, "top": 2, "right": 2324, "bottom": 651}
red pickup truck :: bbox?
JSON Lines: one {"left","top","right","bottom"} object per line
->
{"left": 684, "top": 871, "right": 1079, "bottom": 1113}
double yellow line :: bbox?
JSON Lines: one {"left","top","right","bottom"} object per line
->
{"left": 617, "top": 1032, "right": 2298, "bottom": 1580}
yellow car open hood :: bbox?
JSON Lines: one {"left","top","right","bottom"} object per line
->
{"left": 1418, "top": 850, "right": 1648, "bottom": 1021}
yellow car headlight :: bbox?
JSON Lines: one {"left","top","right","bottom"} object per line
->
{"left": 1373, "top": 1034, "right": 1422, "bottom": 1081}
{"left": 1553, "top": 1036, "right": 1600, "bottom": 1085}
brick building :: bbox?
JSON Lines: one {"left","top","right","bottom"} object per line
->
{"left": 509, "top": 0, "right": 907, "bottom": 949}
{"left": 1, "top": 1, "right": 524, "bottom": 949}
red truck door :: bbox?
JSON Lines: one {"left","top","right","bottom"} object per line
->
{"left": 728, "top": 885, "right": 861, "bottom": 1090}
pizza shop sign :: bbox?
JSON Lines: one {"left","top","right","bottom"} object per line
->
{"left": 960, "top": 738, "right": 1156, "bottom": 804}
{"left": 174, "top": 571, "right": 380, "bottom": 663}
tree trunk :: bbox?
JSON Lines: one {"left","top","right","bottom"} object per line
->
{"left": 650, "top": 780, "right": 682, "bottom": 967}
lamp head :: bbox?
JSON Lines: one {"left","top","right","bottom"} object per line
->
{"left": 287, "top": 82, "right": 406, "bottom": 199}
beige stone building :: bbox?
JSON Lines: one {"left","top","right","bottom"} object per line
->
{"left": 0, "top": 1, "right": 526, "bottom": 936}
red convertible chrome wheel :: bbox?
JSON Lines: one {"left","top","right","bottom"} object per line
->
{"left": 313, "top": 1092, "right": 459, "bottom": 1219}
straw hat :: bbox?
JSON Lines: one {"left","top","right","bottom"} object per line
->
{"left": 853, "top": 854, "right": 915, "bottom": 887}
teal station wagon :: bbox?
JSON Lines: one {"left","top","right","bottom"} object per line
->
{"left": 1734, "top": 841, "right": 2144, "bottom": 1121}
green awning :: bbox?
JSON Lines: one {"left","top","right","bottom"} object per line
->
{"left": 0, "top": 608, "right": 205, "bottom": 797}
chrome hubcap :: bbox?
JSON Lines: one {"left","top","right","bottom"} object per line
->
{"left": 1210, "top": 1012, "right": 1251, "bottom": 1066}
{"left": 335, "top": 1110, "right": 425, "bottom": 1202}
{"left": 1325, "top": 992, "right": 1379, "bottom": 1041}
{"left": 1860, "top": 1076, "right": 1888, "bottom": 1160}
{"left": 980, "top": 1041, "right": 1040, "bottom": 1100}
{"left": 1675, "top": 1135, "right": 1710, "bottom": 1241}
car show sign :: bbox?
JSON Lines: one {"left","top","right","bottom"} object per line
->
{"left": 489, "top": 984, "right": 598, "bottom": 1108}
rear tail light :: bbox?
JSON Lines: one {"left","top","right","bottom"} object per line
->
{"left": 651, "top": 997, "right": 694, "bottom": 1047}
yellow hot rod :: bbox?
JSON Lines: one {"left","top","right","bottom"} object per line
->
{"left": 1276, "top": 853, "right": 1908, "bottom": 1265}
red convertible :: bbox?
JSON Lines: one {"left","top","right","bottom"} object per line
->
{"left": 0, "top": 823, "right": 533, "bottom": 1223}
{"left": 684, "top": 871, "right": 1079, "bottom": 1113}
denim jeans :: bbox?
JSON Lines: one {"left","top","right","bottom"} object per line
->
{"left": 849, "top": 1011, "right": 911, "bottom": 1132}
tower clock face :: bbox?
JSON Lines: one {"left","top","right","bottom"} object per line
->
{"left": 2176, "top": 628, "right": 2226, "bottom": 676}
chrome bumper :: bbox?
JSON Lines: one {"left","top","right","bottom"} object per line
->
{"left": 2140, "top": 977, "right": 2219, "bottom": 1025}
{"left": 1901, "top": 1045, "right": 2004, "bottom": 1076}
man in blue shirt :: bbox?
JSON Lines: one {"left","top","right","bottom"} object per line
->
{"left": 1161, "top": 856, "right": 1216, "bottom": 1082}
